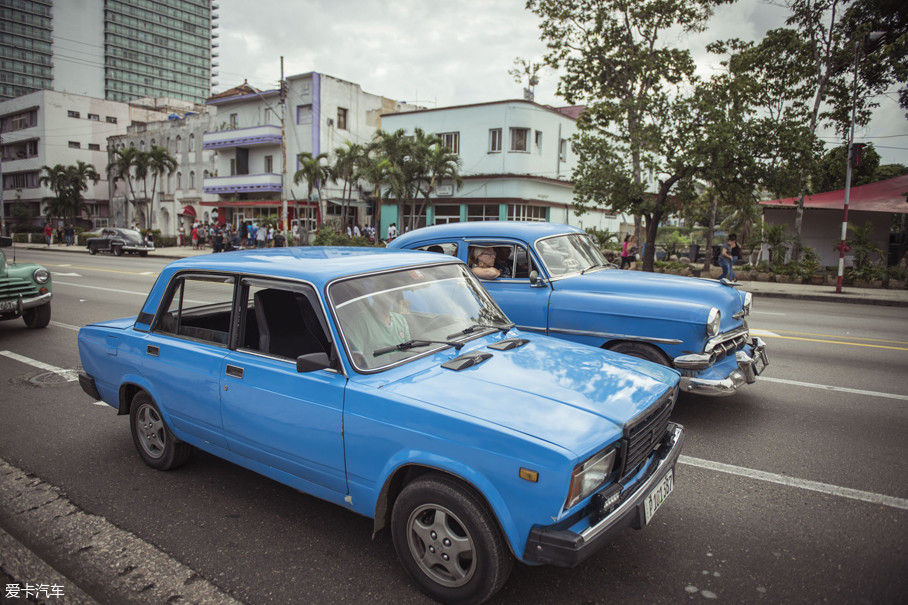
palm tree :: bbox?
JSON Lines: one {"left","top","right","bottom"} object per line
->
{"left": 293, "top": 152, "right": 331, "bottom": 228}
{"left": 145, "top": 146, "right": 178, "bottom": 230}
{"left": 332, "top": 142, "right": 365, "bottom": 228}
{"left": 39, "top": 162, "right": 99, "bottom": 223}
{"left": 414, "top": 139, "right": 463, "bottom": 231}
{"left": 107, "top": 147, "right": 141, "bottom": 226}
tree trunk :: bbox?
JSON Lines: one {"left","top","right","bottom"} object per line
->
{"left": 704, "top": 193, "right": 718, "bottom": 275}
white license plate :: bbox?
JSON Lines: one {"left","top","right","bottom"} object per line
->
{"left": 753, "top": 350, "right": 767, "bottom": 375}
{"left": 642, "top": 469, "right": 674, "bottom": 525}
{"left": 0, "top": 299, "right": 17, "bottom": 312}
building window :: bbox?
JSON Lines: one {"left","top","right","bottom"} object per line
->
{"left": 88, "top": 113, "right": 100, "bottom": 121}
{"left": 176, "top": 172, "right": 182, "bottom": 189}
{"left": 297, "top": 104, "right": 312, "bottom": 124}
{"left": 190, "top": 171, "right": 195, "bottom": 189}
{"left": 67, "top": 110, "right": 80, "bottom": 118}
{"left": 337, "top": 107, "right": 348, "bottom": 130}
{"left": 467, "top": 204, "right": 499, "bottom": 222}
{"left": 229, "top": 159, "right": 236, "bottom": 176}
{"left": 140, "top": 140, "right": 146, "bottom": 152}
{"left": 175, "top": 135, "right": 181, "bottom": 153}
{"left": 27, "top": 141, "right": 38, "bottom": 155}
{"left": 510, "top": 128, "right": 529, "bottom": 152}
{"left": 189, "top": 134, "right": 195, "bottom": 152}
{"left": 265, "top": 155, "right": 273, "bottom": 172}
{"left": 508, "top": 204, "right": 547, "bottom": 222}
{"left": 88, "top": 143, "right": 101, "bottom": 151}
{"left": 434, "top": 204, "right": 461, "bottom": 224}
{"left": 68, "top": 141, "right": 81, "bottom": 149}
{"left": 489, "top": 128, "right": 502, "bottom": 153}
{"left": 535, "top": 130, "right": 543, "bottom": 150}
{"left": 229, "top": 113, "right": 238, "bottom": 128}
{"left": 439, "top": 132, "right": 460, "bottom": 154}
{"left": 106, "top": 116, "right": 118, "bottom": 124}
{"left": 560, "top": 138, "right": 567, "bottom": 162}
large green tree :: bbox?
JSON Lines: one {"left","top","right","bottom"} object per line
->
{"left": 39, "top": 161, "right": 100, "bottom": 223}
{"left": 145, "top": 145, "right": 178, "bottom": 229}
{"left": 293, "top": 151, "right": 331, "bottom": 228}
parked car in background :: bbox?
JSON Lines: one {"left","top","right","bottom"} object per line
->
{"left": 85, "top": 228, "right": 154, "bottom": 256}
{"left": 0, "top": 236, "right": 52, "bottom": 328}
{"left": 389, "top": 221, "right": 768, "bottom": 396}
{"left": 77, "top": 247, "right": 684, "bottom": 603}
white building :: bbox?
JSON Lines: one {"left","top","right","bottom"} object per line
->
{"left": 0, "top": 90, "right": 175, "bottom": 231}
{"left": 379, "top": 100, "right": 629, "bottom": 236}
{"left": 201, "top": 74, "right": 420, "bottom": 237}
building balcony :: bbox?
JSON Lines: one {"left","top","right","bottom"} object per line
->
{"left": 204, "top": 173, "right": 282, "bottom": 195}
{"left": 203, "top": 124, "right": 281, "bottom": 149}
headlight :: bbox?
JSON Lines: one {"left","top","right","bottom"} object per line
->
{"left": 565, "top": 447, "right": 617, "bottom": 510}
{"left": 33, "top": 268, "right": 50, "bottom": 284}
{"left": 743, "top": 292, "right": 753, "bottom": 316}
{"left": 707, "top": 307, "right": 721, "bottom": 337}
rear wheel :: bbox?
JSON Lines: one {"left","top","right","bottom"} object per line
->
{"left": 113, "top": 244, "right": 124, "bottom": 256}
{"left": 391, "top": 475, "right": 512, "bottom": 604}
{"left": 129, "top": 392, "right": 192, "bottom": 470}
{"left": 23, "top": 303, "right": 51, "bottom": 329}
{"left": 607, "top": 341, "right": 671, "bottom": 366}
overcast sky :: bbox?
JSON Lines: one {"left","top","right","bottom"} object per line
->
{"left": 215, "top": 0, "right": 907, "bottom": 166}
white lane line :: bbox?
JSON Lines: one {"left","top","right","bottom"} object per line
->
{"left": 54, "top": 281, "right": 148, "bottom": 297}
{"left": 52, "top": 272, "right": 82, "bottom": 277}
{"left": 680, "top": 456, "right": 908, "bottom": 511}
{"left": 751, "top": 311, "right": 787, "bottom": 315}
{"left": 759, "top": 376, "right": 908, "bottom": 401}
{"left": 0, "top": 350, "right": 78, "bottom": 382}
{"left": 49, "top": 321, "right": 81, "bottom": 331}
{"left": 750, "top": 328, "right": 779, "bottom": 337}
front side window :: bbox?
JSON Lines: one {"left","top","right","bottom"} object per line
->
{"left": 510, "top": 128, "right": 529, "bottom": 152}
{"left": 329, "top": 264, "right": 510, "bottom": 372}
{"left": 536, "top": 233, "right": 610, "bottom": 277}
{"left": 154, "top": 274, "right": 235, "bottom": 346}
{"left": 467, "top": 243, "right": 534, "bottom": 279}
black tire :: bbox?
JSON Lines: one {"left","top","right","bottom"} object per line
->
{"left": 139, "top": 251, "right": 148, "bottom": 257}
{"left": 129, "top": 391, "right": 192, "bottom": 470}
{"left": 113, "top": 244, "right": 124, "bottom": 256}
{"left": 23, "top": 303, "right": 51, "bottom": 329}
{"left": 391, "top": 475, "right": 512, "bottom": 604}
{"left": 607, "top": 341, "right": 671, "bottom": 366}
{"left": 88, "top": 244, "right": 98, "bottom": 255}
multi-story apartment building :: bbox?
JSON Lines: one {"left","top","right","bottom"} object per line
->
{"left": 0, "top": 0, "right": 216, "bottom": 104}
{"left": 0, "top": 89, "right": 178, "bottom": 230}
{"left": 379, "top": 100, "right": 629, "bottom": 237}
{"left": 202, "top": 73, "right": 419, "bottom": 236}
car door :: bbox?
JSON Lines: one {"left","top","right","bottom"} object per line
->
{"left": 219, "top": 277, "right": 348, "bottom": 495}
{"left": 147, "top": 272, "right": 235, "bottom": 448}
{"left": 466, "top": 240, "right": 551, "bottom": 334}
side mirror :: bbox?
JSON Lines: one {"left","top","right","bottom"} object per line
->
{"left": 529, "top": 270, "right": 546, "bottom": 287}
{"left": 296, "top": 352, "right": 331, "bottom": 373}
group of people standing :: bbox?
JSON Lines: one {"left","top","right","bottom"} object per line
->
{"left": 180, "top": 221, "right": 283, "bottom": 252}
{"left": 44, "top": 223, "right": 76, "bottom": 247}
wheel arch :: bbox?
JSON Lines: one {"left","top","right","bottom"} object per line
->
{"left": 373, "top": 462, "right": 519, "bottom": 558}
{"left": 603, "top": 339, "right": 673, "bottom": 366}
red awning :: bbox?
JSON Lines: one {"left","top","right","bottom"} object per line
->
{"left": 180, "top": 205, "right": 197, "bottom": 217}
{"left": 758, "top": 175, "right": 908, "bottom": 214}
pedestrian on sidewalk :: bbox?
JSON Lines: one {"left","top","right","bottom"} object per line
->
{"left": 44, "top": 223, "right": 52, "bottom": 247}
{"left": 178, "top": 224, "right": 186, "bottom": 247}
{"left": 719, "top": 234, "right": 737, "bottom": 281}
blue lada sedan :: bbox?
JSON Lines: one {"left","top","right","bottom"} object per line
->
{"left": 389, "top": 221, "right": 768, "bottom": 396}
{"left": 78, "top": 247, "right": 683, "bottom": 604}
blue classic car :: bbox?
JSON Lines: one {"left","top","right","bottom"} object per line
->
{"left": 78, "top": 247, "right": 684, "bottom": 603}
{"left": 389, "top": 222, "right": 768, "bottom": 396}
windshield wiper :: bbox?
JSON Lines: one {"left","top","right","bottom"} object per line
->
{"left": 581, "top": 263, "right": 610, "bottom": 275}
{"left": 446, "top": 323, "right": 515, "bottom": 340}
{"left": 373, "top": 339, "right": 465, "bottom": 357}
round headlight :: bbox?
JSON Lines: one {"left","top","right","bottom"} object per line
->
{"left": 707, "top": 307, "right": 721, "bottom": 337}
{"left": 743, "top": 292, "right": 753, "bottom": 316}
{"left": 33, "top": 268, "right": 50, "bottom": 284}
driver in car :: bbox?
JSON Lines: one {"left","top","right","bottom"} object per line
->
{"left": 343, "top": 292, "right": 411, "bottom": 363}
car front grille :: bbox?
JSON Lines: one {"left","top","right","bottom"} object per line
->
{"left": 0, "top": 276, "right": 39, "bottom": 300}
{"left": 707, "top": 328, "right": 749, "bottom": 364}
{"left": 619, "top": 388, "right": 676, "bottom": 480}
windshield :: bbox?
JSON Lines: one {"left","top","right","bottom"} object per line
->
{"left": 535, "top": 233, "right": 610, "bottom": 277}
{"left": 329, "top": 263, "right": 512, "bottom": 371}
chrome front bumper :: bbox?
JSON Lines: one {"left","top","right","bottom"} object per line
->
{"left": 0, "top": 291, "right": 52, "bottom": 315}
{"left": 678, "top": 337, "right": 768, "bottom": 396}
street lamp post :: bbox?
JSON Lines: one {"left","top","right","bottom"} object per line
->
{"left": 836, "top": 31, "right": 886, "bottom": 294}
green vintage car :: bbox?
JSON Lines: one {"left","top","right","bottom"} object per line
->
{"left": 0, "top": 236, "right": 52, "bottom": 328}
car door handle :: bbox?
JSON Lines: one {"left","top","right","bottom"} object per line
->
{"left": 146, "top": 345, "right": 159, "bottom": 357}
{"left": 226, "top": 365, "right": 244, "bottom": 379}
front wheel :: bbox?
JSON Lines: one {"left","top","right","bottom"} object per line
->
{"left": 607, "top": 341, "right": 671, "bottom": 366}
{"left": 391, "top": 475, "right": 512, "bottom": 604}
{"left": 88, "top": 244, "right": 98, "bottom": 255}
{"left": 129, "top": 392, "right": 192, "bottom": 470}
{"left": 23, "top": 303, "right": 51, "bottom": 329}
{"left": 113, "top": 244, "right": 124, "bottom": 256}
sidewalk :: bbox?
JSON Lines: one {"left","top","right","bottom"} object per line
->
{"left": 25, "top": 243, "right": 908, "bottom": 307}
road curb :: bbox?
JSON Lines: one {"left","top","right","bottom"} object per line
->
{"left": 749, "top": 289, "right": 908, "bottom": 307}
{"left": 0, "top": 457, "right": 245, "bottom": 605}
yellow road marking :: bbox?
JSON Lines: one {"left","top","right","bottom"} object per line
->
{"left": 766, "top": 329, "right": 908, "bottom": 346}
{"left": 761, "top": 334, "right": 908, "bottom": 351}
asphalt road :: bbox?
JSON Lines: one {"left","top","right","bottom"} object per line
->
{"left": 1, "top": 249, "right": 906, "bottom": 604}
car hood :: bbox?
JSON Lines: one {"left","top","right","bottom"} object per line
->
{"left": 555, "top": 268, "right": 743, "bottom": 311}
{"left": 372, "top": 335, "right": 679, "bottom": 456}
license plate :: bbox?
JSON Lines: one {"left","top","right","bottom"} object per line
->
{"left": 642, "top": 469, "right": 674, "bottom": 525}
{"left": 0, "top": 299, "right": 17, "bottom": 312}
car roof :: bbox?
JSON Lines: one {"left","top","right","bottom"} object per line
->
{"left": 159, "top": 247, "right": 460, "bottom": 287}
{"left": 390, "top": 221, "right": 583, "bottom": 247}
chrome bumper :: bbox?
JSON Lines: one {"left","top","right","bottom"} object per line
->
{"left": 0, "top": 291, "right": 52, "bottom": 315}
{"left": 679, "top": 337, "right": 768, "bottom": 396}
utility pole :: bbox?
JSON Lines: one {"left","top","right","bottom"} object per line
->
{"left": 280, "top": 56, "right": 288, "bottom": 242}
{"left": 0, "top": 133, "right": 5, "bottom": 237}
